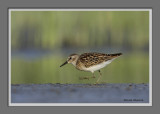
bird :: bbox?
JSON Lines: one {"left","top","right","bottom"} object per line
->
{"left": 60, "top": 52, "right": 122, "bottom": 83}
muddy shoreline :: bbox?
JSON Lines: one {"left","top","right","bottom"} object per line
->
{"left": 11, "top": 83, "right": 149, "bottom": 103}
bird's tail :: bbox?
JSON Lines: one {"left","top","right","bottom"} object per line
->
{"left": 106, "top": 53, "right": 122, "bottom": 57}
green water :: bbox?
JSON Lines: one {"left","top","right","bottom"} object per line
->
{"left": 11, "top": 52, "right": 149, "bottom": 84}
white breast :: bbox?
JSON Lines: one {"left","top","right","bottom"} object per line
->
{"left": 84, "top": 59, "right": 114, "bottom": 73}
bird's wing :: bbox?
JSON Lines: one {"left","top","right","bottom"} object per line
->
{"left": 78, "top": 53, "right": 112, "bottom": 68}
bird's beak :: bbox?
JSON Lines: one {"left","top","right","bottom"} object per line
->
{"left": 60, "top": 61, "right": 68, "bottom": 67}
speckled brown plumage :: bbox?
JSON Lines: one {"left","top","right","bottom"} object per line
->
{"left": 60, "top": 52, "right": 122, "bottom": 83}
{"left": 76, "top": 52, "right": 122, "bottom": 68}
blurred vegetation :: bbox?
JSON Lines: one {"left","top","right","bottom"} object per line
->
{"left": 11, "top": 11, "right": 150, "bottom": 84}
{"left": 11, "top": 11, "right": 149, "bottom": 50}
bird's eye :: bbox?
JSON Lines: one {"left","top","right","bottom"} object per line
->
{"left": 69, "top": 57, "right": 72, "bottom": 60}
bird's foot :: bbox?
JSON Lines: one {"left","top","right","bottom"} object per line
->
{"left": 91, "top": 76, "right": 96, "bottom": 78}
{"left": 94, "top": 82, "right": 99, "bottom": 85}
{"left": 79, "top": 76, "right": 90, "bottom": 80}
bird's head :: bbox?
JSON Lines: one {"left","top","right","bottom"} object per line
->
{"left": 60, "top": 54, "right": 79, "bottom": 67}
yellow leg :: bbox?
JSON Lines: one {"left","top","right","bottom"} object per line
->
{"left": 96, "top": 70, "right": 102, "bottom": 83}
{"left": 92, "top": 73, "right": 96, "bottom": 78}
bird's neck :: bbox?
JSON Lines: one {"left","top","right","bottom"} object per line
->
{"left": 71, "top": 56, "right": 79, "bottom": 67}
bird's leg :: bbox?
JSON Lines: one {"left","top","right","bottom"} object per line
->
{"left": 92, "top": 72, "right": 96, "bottom": 78}
{"left": 79, "top": 72, "right": 95, "bottom": 80}
{"left": 96, "top": 70, "right": 102, "bottom": 83}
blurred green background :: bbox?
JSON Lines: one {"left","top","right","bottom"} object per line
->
{"left": 11, "top": 11, "right": 149, "bottom": 84}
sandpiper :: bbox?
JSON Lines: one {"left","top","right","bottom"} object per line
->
{"left": 60, "top": 52, "right": 122, "bottom": 83}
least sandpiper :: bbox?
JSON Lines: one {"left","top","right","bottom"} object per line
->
{"left": 60, "top": 52, "right": 122, "bottom": 83}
